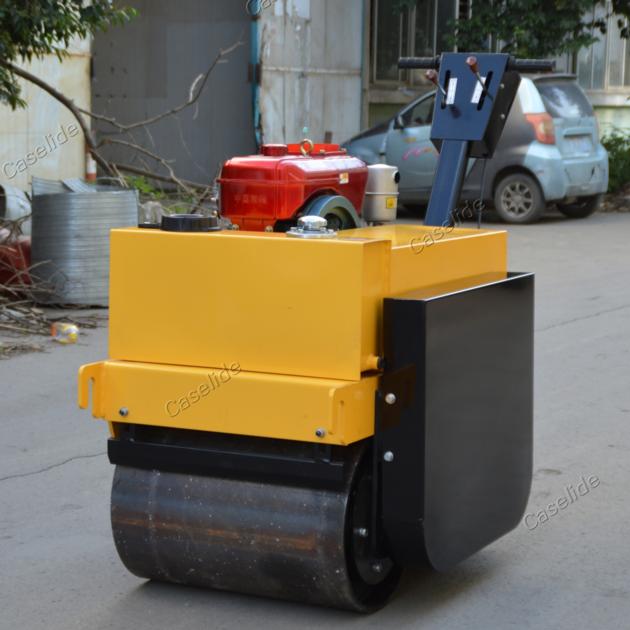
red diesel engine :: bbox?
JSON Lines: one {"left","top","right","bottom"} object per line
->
{"left": 219, "top": 141, "right": 369, "bottom": 232}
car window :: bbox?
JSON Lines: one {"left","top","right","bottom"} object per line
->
{"left": 535, "top": 80, "right": 594, "bottom": 118}
{"left": 402, "top": 95, "right": 435, "bottom": 128}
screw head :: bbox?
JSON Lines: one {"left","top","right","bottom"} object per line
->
{"left": 372, "top": 562, "right": 383, "bottom": 573}
{"left": 315, "top": 428, "right": 326, "bottom": 438}
{"left": 385, "top": 392, "right": 396, "bottom": 405}
{"left": 119, "top": 407, "right": 129, "bottom": 417}
{"left": 383, "top": 450, "right": 394, "bottom": 462}
{"left": 355, "top": 527, "right": 369, "bottom": 538}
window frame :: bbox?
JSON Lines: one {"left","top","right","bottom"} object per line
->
{"left": 371, "top": 0, "right": 442, "bottom": 86}
{"left": 571, "top": 2, "right": 630, "bottom": 105}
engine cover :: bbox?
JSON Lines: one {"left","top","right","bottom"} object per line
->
{"left": 219, "top": 143, "right": 368, "bottom": 231}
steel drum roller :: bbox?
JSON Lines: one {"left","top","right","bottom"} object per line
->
{"left": 111, "top": 447, "right": 400, "bottom": 611}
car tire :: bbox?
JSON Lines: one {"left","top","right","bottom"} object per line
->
{"left": 494, "top": 173, "right": 545, "bottom": 224}
{"left": 557, "top": 194, "right": 603, "bottom": 219}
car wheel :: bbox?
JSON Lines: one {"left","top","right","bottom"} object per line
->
{"left": 494, "top": 173, "right": 545, "bottom": 224}
{"left": 557, "top": 194, "right": 603, "bottom": 219}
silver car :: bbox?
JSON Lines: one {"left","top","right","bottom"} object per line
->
{"left": 343, "top": 74, "right": 609, "bottom": 223}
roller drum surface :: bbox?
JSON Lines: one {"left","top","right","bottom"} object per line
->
{"left": 111, "top": 452, "right": 400, "bottom": 611}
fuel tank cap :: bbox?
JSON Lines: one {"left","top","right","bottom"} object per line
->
{"left": 286, "top": 215, "right": 337, "bottom": 239}
{"left": 160, "top": 213, "right": 221, "bottom": 232}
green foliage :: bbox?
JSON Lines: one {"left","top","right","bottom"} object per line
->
{"left": 0, "top": 1, "right": 136, "bottom": 108}
{"left": 124, "top": 175, "right": 166, "bottom": 200}
{"left": 601, "top": 130, "right": 630, "bottom": 193}
{"left": 125, "top": 175, "right": 199, "bottom": 213}
{"left": 450, "top": 0, "right": 630, "bottom": 58}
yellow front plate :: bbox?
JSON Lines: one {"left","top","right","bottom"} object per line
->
{"left": 79, "top": 360, "right": 378, "bottom": 445}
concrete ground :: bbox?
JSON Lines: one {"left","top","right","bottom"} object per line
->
{"left": 1, "top": 211, "right": 629, "bottom": 629}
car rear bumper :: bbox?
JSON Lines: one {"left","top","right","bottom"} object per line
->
{"left": 524, "top": 143, "right": 609, "bottom": 201}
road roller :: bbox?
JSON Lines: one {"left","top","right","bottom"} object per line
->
{"left": 78, "top": 53, "right": 551, "bottom": 611}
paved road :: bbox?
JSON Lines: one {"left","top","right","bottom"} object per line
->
{"left": 2, "top": 211, "right": 630, "bottom": 629}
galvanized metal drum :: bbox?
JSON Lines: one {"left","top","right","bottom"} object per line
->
{"left": 31, "top": 188, "right": 138, "bottom": 305}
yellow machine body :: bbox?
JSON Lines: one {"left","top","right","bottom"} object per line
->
{"left": 79, "top": 224, "right": 507, "bottom": 445}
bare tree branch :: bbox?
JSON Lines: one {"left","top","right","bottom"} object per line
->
{"left": 77, "top": 40, "right": 243, "bottom": 133}
{"left": 0, "top": 37, "right": 243, "bottom": 202}
{"left": 0, "top": 60, "right": 115, "bottom": 176}
{"left": 112, "top": 163, "right": 210, "bottom": 191}
{"left": 100, "top": 137, "right": 197, "bottom": 196}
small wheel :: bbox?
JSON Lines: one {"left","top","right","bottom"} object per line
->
{"left": 303, "top": 194, "right": 361, "bottom": 230}
{"left": 494, "top": 173, "right": 545, "bottom": 224}
{"left": 557, "top": 194, "right": 603, "bottom": 219}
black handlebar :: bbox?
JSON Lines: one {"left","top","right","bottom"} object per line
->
{"left": 506, "top": 57, "right": 555, "bottom": 73}
{"left": 398, "top": 55, "right": 555, "bottom": 73}
{"left": 398, "top": 56, "right": 439, "bottom": 70}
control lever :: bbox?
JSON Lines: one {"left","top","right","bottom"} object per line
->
{"left": 425, "top": 69, "right": 447, "bottom": 105}
{"left": 466, "top": 56, "right": 492, "bottom": 100}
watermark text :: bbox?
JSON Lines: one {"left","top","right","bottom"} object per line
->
{"left": 523, "top": 474, "right": 600, "bottom": 531}
{"left": 2, "top": 123, "right": 80, "bottom": 180}
{"left": 165, "top": 362, "right": 241, "bottom": 418}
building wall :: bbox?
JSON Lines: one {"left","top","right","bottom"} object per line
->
{"left": 258, "top": 0, "right": 364, "bottom": 144}
{"left": 92, "top": 0, "right": 255, "bottom": 185}
{"left": 595, "top": 106, "right": 630, "bottom": 132}
{"left": 0, "top": 39, "right": 89, "bottom": 192}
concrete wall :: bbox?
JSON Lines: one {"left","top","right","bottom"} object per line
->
{"left": 0, "top": 39, "right": 89, "bottom": 192}
{"left": 258, "top": 0, "right": 364, "bottom": 145}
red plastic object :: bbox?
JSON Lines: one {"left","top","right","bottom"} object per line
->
{"left": 219, "top": 143, "right": 368, "bottom": 231}
{"left": 525, "top": 113, "right": 556, "bottom": 145}
{"left": 0, "top": 237, "right": 31, "bottom": 286}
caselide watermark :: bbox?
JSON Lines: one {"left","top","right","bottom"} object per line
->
{"left": 2, "top": 123, "right": 81, "bottom": 180}
{"left": 523, "top": 474, "right": 600, "bottom": 531}
{"left": 410, "top": 200, "right": 480, "bottom": 254}
{"left": 165, "top": 362, "right": 241, "bottom": 418}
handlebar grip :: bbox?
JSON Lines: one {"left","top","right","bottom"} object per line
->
{"left": 507, "top": 58, "right": 555, "bottom": 73}
{"left": 398, "top": 56, "right": 440, "bottom": 70}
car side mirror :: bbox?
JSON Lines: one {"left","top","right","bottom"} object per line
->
{"left": 394, "top": 115, "right": 405, "bottom": 130}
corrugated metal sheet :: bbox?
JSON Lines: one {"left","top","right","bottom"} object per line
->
{"left": 259, "top": 0, "right": 363, "bottom": 145}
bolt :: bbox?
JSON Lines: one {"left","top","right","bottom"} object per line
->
{"left": 355, "top": 527, "right": 369, "bottom": 538}
{"left": 500, "top": 113, "right": 506, "bottom": 120}
{"left": 119, "top": 407, "right": 129, "bottom": 417}
{"left": 500, "top": 83, "right": 505, "bottom": 89}
{"left": 385, "top": 392, "right": 396, "bottom": 405}
{"left": 383, "top": 451, "right": 394, "bottom": 462}
{"left": 315, "top": 428, "right": 326, "bottom": 438}
{"left": 372, "top": 562, "right": 383, "bottom": 573}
